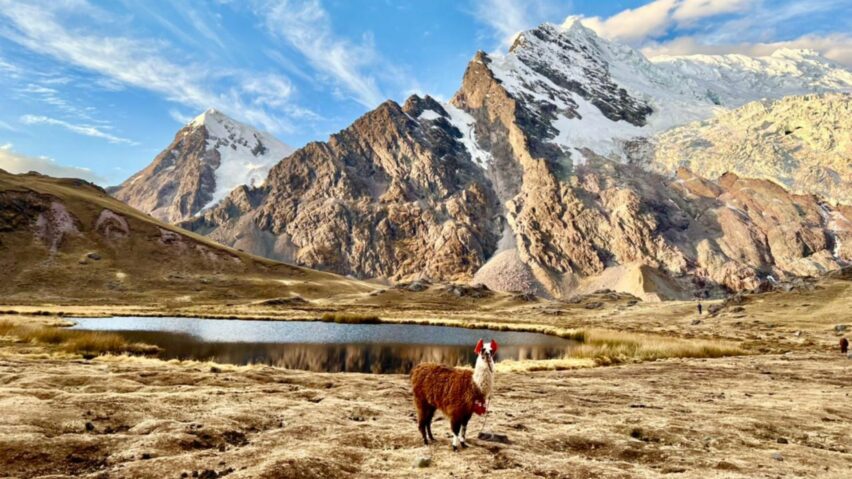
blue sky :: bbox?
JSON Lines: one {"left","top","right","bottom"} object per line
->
{"left": 1, "top": 0, "right": 850, "bottom": 185}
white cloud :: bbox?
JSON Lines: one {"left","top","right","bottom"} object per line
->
{"left": 643, "top": 33, "right": 852, "bottom": 66}
{"left": 578, "top": 0, "right": 750, "bottom": 42}
{"left": 0, "top": 145, "right": 105, "bottom": 183}
{"left": 473, "top": 0, "right": 569, "bottom": 46}
{"left": 574, "top": 0, "right": 852, "bottom": 67}
{"left": 581, "top": 0, "right": 678, "bottom": 42}
{"left": 257, "top": 0, "right": 389, "bottom": 108}
{"left": 672, "top": 0, "right": 751, "bottom": 24}
{"left": 20, "top": 114, "right": 137, "bottom": 145}
{"left": 0, "top": 0, "right": 297, "bottom": 134}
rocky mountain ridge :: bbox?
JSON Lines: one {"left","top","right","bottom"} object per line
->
{"left": 148, "top": 20, "right": 850, "bottom": 299}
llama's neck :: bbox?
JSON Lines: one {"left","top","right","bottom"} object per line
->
{"left": 473, "top": 356, "right": 493, "bottom": 400}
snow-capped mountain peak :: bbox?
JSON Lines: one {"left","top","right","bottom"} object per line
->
{"left": 111, "top": 109, "right": 292, "bottom": 223}
{"left": 184, "top": 109, "right": 293, "bottom": 210}
{"left": 481, "top": 19, "right": 852, "bottom": 166}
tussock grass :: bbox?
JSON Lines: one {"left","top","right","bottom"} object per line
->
{"left": 320, "top": 312, "right": 381, "bottom": 324}
{"left": 570, "top": 329, "right": 744, "bottom": 365}
{"left": 0, "top": 320, "right": 16, "bottom": 336}
{"left": 0, "top": 320, "right": 158, "bottom": 357}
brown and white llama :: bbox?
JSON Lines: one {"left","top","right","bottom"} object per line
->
{"left": 410, "top": 339, "right": 497, "bottom": 450}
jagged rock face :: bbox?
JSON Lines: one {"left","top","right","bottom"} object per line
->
{"left": 650, "top": 93, "right": 852, "bottom": 204}
{"left": 449, "top": 22, "right": 849, "bottom": 298}
{"left": 179, "top": 20, "right": 851, "bottom": 298}
{"left": 111, "top": 109, "right": 291, "bottom": 224}
{"left": 184, "top": 97, "right": 501, "bottom": 281}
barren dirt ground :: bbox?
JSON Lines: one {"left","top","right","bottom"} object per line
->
{"left": 1, "top": 277, "right": 850, "bottom": 478}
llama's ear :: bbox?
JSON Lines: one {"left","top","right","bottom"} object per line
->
{"left": 490, "top": 339, "right": 499, "bottom": 354}
{"left": 474, "top": 339, "right": 484, "bottom": 354}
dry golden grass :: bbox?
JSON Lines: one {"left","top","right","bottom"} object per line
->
{"left": 571, "top": 329, "right": 744, "bottom": 365}
{"left": 0, "top": 320, "right": 158, "bottom": 357}
{"left": 496, "top": 357, "right": 596, "bottom": 372}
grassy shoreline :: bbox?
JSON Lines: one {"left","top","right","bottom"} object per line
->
{"left": 0, "top": 304, "right": 746, "bottom": 370}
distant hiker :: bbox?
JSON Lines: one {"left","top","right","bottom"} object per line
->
{"left": 697, "top": 301, "right": 703, "bottom": 315}
{"left": 841, "top": 337, "right": 849, "bottom": 355}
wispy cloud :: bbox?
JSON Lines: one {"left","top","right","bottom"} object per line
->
{"left": 0, "top": 120, "right": 21, "bottom": 132}
{"left": 0, "top": 0, "right": 298, "bottom": 134}
{"left": 168, "top": 109, "right": 193, "bottom": 125}
{"left": 472, "top": 0, "right": 572, "bottom": 47}
{"left": 581, "top": 0, "right": 679, "bottom": 42}
{"left": 643, "top": 33, "right": 852, "bottom": 66}
{"left": 572, "top": 0, "right": 852, "bottom": 67}
{"left": 257, "top": 0, "right": 392, "bottom": 108}
{"left": 0, "top": 143, "right": 105, "bottom": 183}
{"left": 579, "top": 0, "right": 752, "bottom": 42}
{"left": 20, "top": 114, "right": 137, "bottom": 145}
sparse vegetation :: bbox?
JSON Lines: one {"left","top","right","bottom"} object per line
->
{"left": 569, "top": 329, "right": 744, "bottom": 365}
{"left": 320, "top": 312, "right": 381, "bottom": 324}
{"left": 0, "top": 320, "right": 159, "bottom": 357}
{"left": 496, "top": 357, "right": 596, "bottom": 372}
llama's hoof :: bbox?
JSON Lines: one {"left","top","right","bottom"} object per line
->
{"left": 452, "top": 445, "right": 458, "bottom": 452}
{"left": 460, "top": 441, "right": 469, "bottom": 449}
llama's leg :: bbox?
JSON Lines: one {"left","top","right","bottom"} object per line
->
{"left": 450, "top": 416, "right": 462, "bottom": 452}
{"left": 415, "top": 399, "right": 430, "bottom": 445}
{"left": 425, "top": 406, "right": 436, "bottom": 442}
{"left": 459, "top": 413, "right": 472, "bottom": 448}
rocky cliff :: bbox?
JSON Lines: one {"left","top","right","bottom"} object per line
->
{"left": 649, "top": 93, "right": 851, "bottom": 204}
{"left": 184, "top": 96, "right": 501, "bottom": 281}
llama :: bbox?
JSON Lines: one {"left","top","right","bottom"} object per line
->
{"left": 410, "top": 338, "right": 497, "bottom": 450}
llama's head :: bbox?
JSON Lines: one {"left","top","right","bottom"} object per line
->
{"left": 474, "top": 338, "right": 498, "bottom": 372}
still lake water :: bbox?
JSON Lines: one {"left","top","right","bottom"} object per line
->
{"left": 70, "top": 317, "right": 577, "bottom": 373}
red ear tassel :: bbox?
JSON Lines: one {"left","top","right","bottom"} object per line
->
{"left": 474, "top": 339, "right": 484, "bottom": 354}
{"left": 490, "top": 339, "right": 499, "bottom": 354}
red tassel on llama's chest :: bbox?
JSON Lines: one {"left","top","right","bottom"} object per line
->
{"left": 473, "top": 399, "right": 487, "bottom": 415}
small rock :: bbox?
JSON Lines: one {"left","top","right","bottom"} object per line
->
{"left": 85, "top": 421, "right": 95, "bottom": 432}
{"left": 834, "top": 324, "right": 847, "bottom": 333}
{"left": 584, "top": 302, "right": 604, "bottom": 310}
{"left": 413, "top": 456, "right": 431, "bottom": 468}
{"left": 691, "top": 319, "right": 701, "bottom": 325}
{"left": 794, "top": 330, "right": 802, "bottom": 337}
{"left": 777, "top": 437, "right": 789, "bottom": 444}
{"left": 210, "top": 366, "right": 222, "bottom": 374}
{"left": 771, "top": 452, "right": 783, "bottom": 461}
{"left": 141, "top": 453, "right": 152, "bottom": 460}
{"left": 86, "top": 252, "right": 101, "bottom": 260}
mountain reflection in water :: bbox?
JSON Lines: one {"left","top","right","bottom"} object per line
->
{"left": 70, "top": 317, "right": 577, "bottom": 373}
